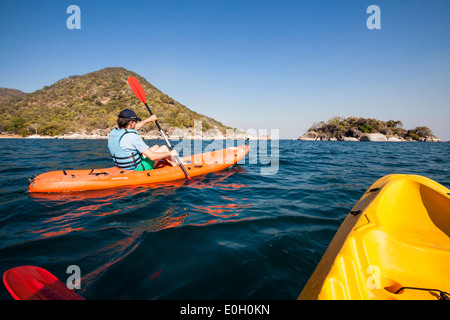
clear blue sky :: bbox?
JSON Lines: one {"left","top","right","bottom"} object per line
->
{"left": 1, "top": 0, "right": 449, "bottom": 139}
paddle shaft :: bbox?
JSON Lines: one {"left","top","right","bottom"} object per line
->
{"left": 143, "top": 102, "right": 191, "bottom": 180}
{"left": 127, "top": 76, "right": 191, "bottom": 180}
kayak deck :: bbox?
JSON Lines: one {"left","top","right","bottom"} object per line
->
{"left": 298, "top": 174, "right": 450, "bottom": 300}
{"left": 28, "top": 145, "right": 249, "bottom": 193}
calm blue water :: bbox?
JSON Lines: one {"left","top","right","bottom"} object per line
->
{"left": 0, "top": 139, "right": 449, "bottom": 300}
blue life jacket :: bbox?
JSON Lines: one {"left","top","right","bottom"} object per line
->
{"left": 108, "top": 128, "right": 143, "bottom": 170}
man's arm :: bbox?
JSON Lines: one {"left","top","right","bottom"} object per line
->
{"left": 142, "top": 148, "right": 177, "bottom": 161}
{"left": 135, "top": 115, "right": 157, "bottom": 131}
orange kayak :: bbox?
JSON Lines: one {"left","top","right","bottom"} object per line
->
{"left": 28, "top": 145, "right": 249, "bottom": 193}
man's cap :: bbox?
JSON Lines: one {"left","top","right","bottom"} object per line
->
{"left": 118, "top": 109, "right": 141, "bottom": 121}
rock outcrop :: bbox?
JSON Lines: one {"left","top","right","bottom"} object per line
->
{"left": 359, "top": 133, "right": 388, "bottom": 141}
{"left": 386, "top": 135, "right": 402, "bottom": 142}
{"left": 423, "top": 136, "right": 441, "bottom": 142}
{"left": 298, "top": 131, "right": 319, "bottom": 141}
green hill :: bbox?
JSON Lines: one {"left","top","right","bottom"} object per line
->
{"left": 0, "top": 67, "right": 231, "bottom": 137}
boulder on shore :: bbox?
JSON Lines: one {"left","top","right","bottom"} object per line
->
{"left": 424, "top": 136, "right": 441, "bottom": 142}
{"left": 386, "top": 135, "right": 402, "bottom": 142}
{"left": 359, "top": 133, "right": 388, "bottom": 141}
{"left": 298, "top": 131, "right": 319, "bottom": 141}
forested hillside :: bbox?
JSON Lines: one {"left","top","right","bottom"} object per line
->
{"left": 0, "top": 67, "right": 231, "bottom": 136}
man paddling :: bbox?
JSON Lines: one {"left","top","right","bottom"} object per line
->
{"left": 108, "top": 109, "right": 177, "bottom": 171}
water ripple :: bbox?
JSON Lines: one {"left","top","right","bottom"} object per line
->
{"left": 0, "top": 139, "right": 449, "bottom": 299}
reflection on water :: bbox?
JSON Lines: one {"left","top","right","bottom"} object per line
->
{"left": 183, "top": 167, "right": 249, "bottom": 191}
{"left": 26, "top": 168, "right": 250, "bottom": 294}
{"left": 192, "top": 203, "right": 251, "bottom": 217}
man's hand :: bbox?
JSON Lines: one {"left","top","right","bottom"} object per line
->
{"left": 135, "top": 115, "right": 158, "bottom": 130}
{"left": 148, "top": 115, "right": 158, "bottom": 123}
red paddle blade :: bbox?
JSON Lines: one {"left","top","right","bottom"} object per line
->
{"left": 3, "top": 266, "right": 85, "bottom": 300}
{"left": 128, "top": 76, "right": 147, "bottom": 104}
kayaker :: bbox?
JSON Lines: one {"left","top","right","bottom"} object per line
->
{"left": 108, "top": 109, "right": 177, "bottom": 171}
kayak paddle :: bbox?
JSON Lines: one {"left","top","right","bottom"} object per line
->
{"left": 127, "top": 76, "right": 192, "bottom": 181}
{"left": 3, "top": 266, "right": 85, "bottom": 300}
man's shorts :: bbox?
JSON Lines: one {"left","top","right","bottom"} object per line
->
{"left": 134, "top": 156, "right": 155, "bottom": 171}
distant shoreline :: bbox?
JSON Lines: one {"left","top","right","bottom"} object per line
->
{"left": 1, "top": 133, "right": 448, "bottom": 142}
{"left": 0, "top": 133, "right": 271, "bottom": 140}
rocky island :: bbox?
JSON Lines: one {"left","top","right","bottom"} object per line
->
{"left": 298, "top": 117, "right": 441, "bottom": 142}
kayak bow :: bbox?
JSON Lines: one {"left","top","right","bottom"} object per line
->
{"left": 299, "top": 174, "right": 450, "bottom": 300}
